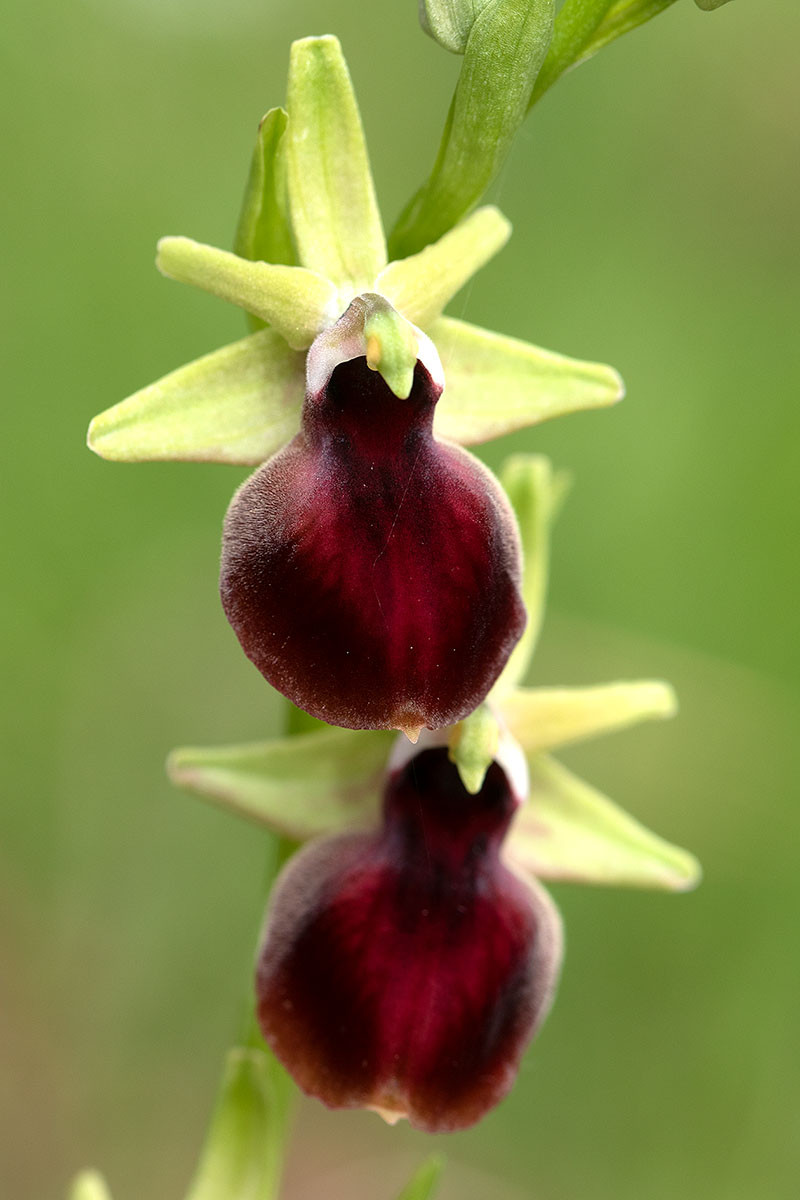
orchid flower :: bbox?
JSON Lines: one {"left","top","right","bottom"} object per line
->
{"left": 86, "top": 36, "right": 622, "bottom": 735}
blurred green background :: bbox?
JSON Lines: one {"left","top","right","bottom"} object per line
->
{"left": 2, "top": 1, "right": 798, "bottom": 1197}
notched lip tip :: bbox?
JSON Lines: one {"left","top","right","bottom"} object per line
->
{"left": 367, "top": 1102, "right": 407, "bottom": 1126}
{"left": 397, "top": 723, "right": 423, "bottom": 744}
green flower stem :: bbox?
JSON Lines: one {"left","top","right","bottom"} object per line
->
{"left": 183, "top": 706, "right": 310, "bottom": 1200}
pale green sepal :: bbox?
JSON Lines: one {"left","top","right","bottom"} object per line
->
{"left": 430, "top": 317, "right": 624, "bottom": 445}
{"left": 167, "top": 728, "right": 394, "bottom": 841}
{"left": 156, "top": 237, "right": 337, "bottom": 350}
{"left": 377, "top": 206, "right": 510, "bottom": 330}
{"left": 68, "top": 1171, "right": 112, "bottom": 1200}
{"left": 694, "top": 0, "right": 733, "bottom": 8}
{"left": 389, "top": 0, "right": 555, "bottom": 257}
{"left": 419, "top": 0, "right": 492, "bottom": 53}
{"left": 395, "top": 1155, "right": 445, "bottom": 1200}
{"left": 510, "top": 755, "right": 702, "bottom": 891}
{"left": 448, "top": 704, "right": 500, "bottom": 794}
{"left": 234, "top": 107, "right": 296, "bottom": 270}
{"left": 286, "top": 36, "right": 386, "bottom": 290}
{"left": 502, "top": 681, "right": 677, "bottom": 753}
{"left": 492, "top": 454, "right": 570, "bottom": 697}
{"left": 87, "top": 329, "right": 304, "bottom": 465}
{"left": 365, "top": 304, "right": 419, "bottom": 399}
{"left": 184, "top": 1047, "right": 286, "bottom": 1200}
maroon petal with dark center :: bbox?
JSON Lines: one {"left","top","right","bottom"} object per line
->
{"left": 256, "top": 747, "right": 563, "bottom": 1132}
{"left": 220, "top": 309, "right": 525, "bottom": 734}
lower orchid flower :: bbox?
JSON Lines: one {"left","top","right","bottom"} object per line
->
{"left": 255, "top": 730, "right": 561, "bottom": 1132}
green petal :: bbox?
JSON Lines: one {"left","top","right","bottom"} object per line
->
{"left": 448, "top": 704, "right": 500, "bottom": 794}
{"left": 184, "top": 1047, "right": 287, "bottom": 1200}
{"left": 286, "top": 36, "right": 386, "bottom": 291}
{"left": 430, "top": 317, "right": 624, "bottom": 445}
{"left": 501, "top": 680, "right": 677, "bottom": 753}
{"left": 376, "top": 206, "right": 510, "bottom": 329}
{"left": 87, "top": 329, "right": 304, "bottom": 465}
{"left": 234, "top": 107, "right": 296, "bottom": 270}
{"left": 68, "top": 1172, "right": 112, "bottom": 1200}
{"left": 510, "top": 755, "right": 701, "bottom": 892}
{"left": 395, "top": 1157, "right": 445, "bottom": 1200}
{"left": 156, "top": 237, "right": 337, "bottom": 350}
{"left": 167, "top": 728, "right": 393, "bottom": 840}
{"left": 492, "top": 454, "right": 570, "bottom": 697}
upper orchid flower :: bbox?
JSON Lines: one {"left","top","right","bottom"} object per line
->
{"left": 220, "top": 295, "right": 525, "bottom": 734}
{"left": 86, "top": 35, "right": 623, "bottom": 734}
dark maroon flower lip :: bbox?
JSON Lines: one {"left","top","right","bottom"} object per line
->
{"left": 220, "top": 299, "right": 526, "bottom": 736}
{"left": 255, "top": 746, "right": 562, "bottom": 1132}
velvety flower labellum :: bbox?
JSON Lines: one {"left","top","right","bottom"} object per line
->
{"left": 220, "top": 297, "right": 526, "bottom": 736}
{"left": 255, "top": 740, "right": 563, "bottom": 1132}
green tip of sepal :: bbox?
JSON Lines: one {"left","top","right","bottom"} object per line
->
{"left": 286, "top": 34, "right": 386, "bottom": 288}
{"left": 167, "top": 727, "right": 391, "bottom": 842}
{"left": 234, "top": 106, "right": 296, "bottom": 270}
{"left": 395, "top": 1154, "right": 445, "bottom": 1200}
{"left": 694, "top": 0, "right": 734, "bottom": 9}
{"left": 68, "top": 1171, "right": 113, "bottom": 1200}
{"left": 513, "top": 755, "right": 703, "bottom": 893}
{"left": 448, "top": 705, "right": 500, "bottom": 794}
{"left": 183, "top": 1046, "right": 288, "bottom": 1200}
{"left": 364, "top": 305, "right": 419, "bottom": 398}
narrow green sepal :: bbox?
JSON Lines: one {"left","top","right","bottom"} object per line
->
{"left": 430, "top": 317, "right": 624, "bottom": 446}
{"left": 234, "top": 107, "right": 296, "bottom": 270}
{"left": 167, "top": 728, "right": 393, "bottom": 841}
{"left": 390, "top": 0, "right": 555, "bottom": 256}
{"left": 510, "top": 755, "right": 702, "bottom": 892}
{"left": 286, "top": 36, "right": 386, "bottom": 291}
{"left": 448, "top": 704, "right": 500, "bottom": 794}
{"left": 68, "top": 1171, "right": 112, "bottom": 1200}
{"left": 156, "top": 236, "right": 337, "bottom": 350}
{"left": 377, "top": 206, "right": 511, "bottom": 329}
{"left": 492, "top": 454, "right": 571, "bottom": 697}
{"left": 502, "top": 680, "right": 677, "bottom": 753}
{"left": 184, "top": 1047, "right": 288, "bottom": 1200}
{"left": 87, "top": 328, "right": 304, "bottom": 465}
{"left": 395, "top": 1155, "right": 445, "bottom": 1200}
{"left": 695, "top": 0, "right": 734, "bottom": 9}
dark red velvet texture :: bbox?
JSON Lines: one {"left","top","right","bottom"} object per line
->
{"left": 256, "top": 748, "right": 562, "bottom": 1132}
{"left": 220, "top": 357, "right": 525, "bottom": 732}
